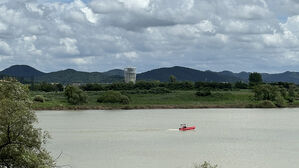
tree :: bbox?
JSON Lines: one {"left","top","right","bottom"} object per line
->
{"left": 169, "top": 75, "right": 176, "bottom": 83}
{"left": 0, "top": 78, "right": 55, "bottom": 168}
{"left": 64, "top": 85, "right": 87, "bottom": 105}
{"left": 249, "top": 72, "right": 263, "bottom": 86}
{"left": 253, "top": 84, "right": 279, "bottom": 101}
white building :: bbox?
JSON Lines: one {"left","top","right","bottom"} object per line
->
{"left": 124, "top": 67, "right": 136, "bottom": 84}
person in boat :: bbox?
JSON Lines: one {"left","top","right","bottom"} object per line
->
{"left": 180, "top": 124, "right": 187, "bottom": 129}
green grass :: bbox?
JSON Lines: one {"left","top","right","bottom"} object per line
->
{"left": 30, "top": 90, "right": 260, "bottom": 110}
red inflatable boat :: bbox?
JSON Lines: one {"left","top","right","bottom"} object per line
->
{"left": 179, "top": 124, "right": 196, "bottom": 131}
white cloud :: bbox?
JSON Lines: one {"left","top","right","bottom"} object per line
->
{"left": 0, "top": 21, "right": 7, "bottom": 33}
{"left": 0, "top": 40, "right": 11, "bottom": 55}
{"left": 1, "top": 0, "right": 299, "bottom": 72}
{"left": 81, "top": 7, "right": 98, "bottom": 23}
{"left": 59, "top": 38, "right": 80, "bottom": 55}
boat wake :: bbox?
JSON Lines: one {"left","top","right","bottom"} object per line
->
{"left": 167, "top": 129, "right": 179, "bottom": 131}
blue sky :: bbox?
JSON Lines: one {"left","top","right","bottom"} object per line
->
{"left": 0, "top": 0, "right": 299, "bottom": 73}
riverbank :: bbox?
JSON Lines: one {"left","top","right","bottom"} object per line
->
{"left": 30, "top": 90, "right": 299, "bottom": 110}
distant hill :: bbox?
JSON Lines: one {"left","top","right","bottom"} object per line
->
{"left": 0, "top": 65, "right": 45, "bottom": 77}
{"left": 36, "top": 69, "right": 123, "bottom": 84}
{"left": 218, "top": 71, "right": 250, "bottom": 81}
{"left": 262, "top": 71, "right": 299, "bottom": 83}
{"left": 137, "top": 66, "right": 241, "bottom": 82}
{"left": 3, "top": 64, "right": 299, "bottom": 84}
{"left": 219, "top": 71, "right": 299, "bottom": 83}
{"left": 103, "top": 69, "right": 124, "bottom": 76}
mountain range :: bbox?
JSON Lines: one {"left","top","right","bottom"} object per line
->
{"left": 1, "top": 65, "right": 299, "bottom": 84}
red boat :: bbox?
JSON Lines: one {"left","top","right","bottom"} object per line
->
{"left": 179, "top": 124, "right": 196, "bottom": 131}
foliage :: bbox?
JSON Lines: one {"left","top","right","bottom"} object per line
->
{"left": 195, "top": 82, "right": 232, "bottom": 90}
{"left": 33, "top": 95, "right": 45, "bottom": 103}
{"left": 234, "top": 81, "right": 248, "bottom": 89}
{"left": 30, "top": 82, "right": 64, "bottom": 92}
{"left": 64, "top": 85, "right": 87, "bottom": 105}
{"left": 167, "top": 81, "right": 194, "bottom": 90}
{"left": 149, "top": 87, "right": 171, "bottom": 94}
{"left": 253, "top": 83, "right": 297, "bottom": 107}
{"left": 252, "top": 84, "right": 298, "bottom": 107}
{"left": 97, "top": 91, "right": 130, "bottom": 104}
{"left": 195, "top": 89, "right": 211, "bottom": 97}
{"left": 249, "top": 72, "right": 263, "bottom": 86}
{"left": 80, "top": 81, "right": 195, "bottom": 91}
{"left": 194, "top": 161, "right": 218, "bottom": 168}
{"left": 169, "top": 75, "right": 177, "bottom": 83}
{"left": 135, "top": 81, "right": 160, "bottom": 90}
{"left": 253, "top": 84, "right": 279, "bottom": 101}
{"left": 0, "top": 78, "right": 55, "bottom": 168}
{"left": 275, "top": 94, "right": 286, "bottom": 107}
{"left": 256, "top": 100, "right": 276, "bottom": 108}
{"left": 30, "top": 90, "right": 255, "bottom": 109}
{"left": 80, "top": 83, "right": 104, "bottom": 91}
{"left": 288, "top": 85, "right": 296, "bottom": 98}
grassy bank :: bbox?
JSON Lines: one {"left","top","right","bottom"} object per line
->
{"left": 30, "top": 90, "right": 267, "bottom": 110}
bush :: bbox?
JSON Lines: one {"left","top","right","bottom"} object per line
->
{"left": 256, "top": 100, "right": 276, "bottom": 108}
{"left": 149, "top": 87, "right": 171, "bottom": 94}
{"left": 64, "top": 85, "right": 87, "bottom": 105}
{"left": 97, "top": 91, "right": 130, "bottom": 104}
{"left": 33, "top": 95, "right": 45, "bottom": 103}
{"left": 196, "top": 89, "right": 211, "bottom": 97}
{"left": 275, "top": 94, "right": 285, "bottom": 107}
{"left": 194, "top": 161, "right": 217, "bottom": 168}
{"left": 234, "top": 81, "right": 248, "bottom": 89}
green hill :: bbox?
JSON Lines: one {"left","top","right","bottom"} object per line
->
{"left": 0, "top": 65, "right": 45, "bottom": 77}
{"left": 137, "top": 66, "right": 241, "bottom": 82}
{"left": 36, "top": 69, "right": 123, "bottom": 84}
{"left": 3, "top": 64, "right": 299, "bottom": 84}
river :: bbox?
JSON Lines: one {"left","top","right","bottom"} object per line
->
{"left": 36, "top": 109, "right": 299, "bottom": 168}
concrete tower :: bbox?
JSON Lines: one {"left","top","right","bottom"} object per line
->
{"left": 124, "top": 67, "right": 136, "bottom": 84}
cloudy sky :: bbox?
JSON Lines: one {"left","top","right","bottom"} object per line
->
{"left": 0, "top": 0, "right": 299, "bottom": 73}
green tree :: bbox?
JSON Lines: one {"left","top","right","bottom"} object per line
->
{"left": 253, "top": 84, "right": 279, "bottom": 101}
{"left": 64, "top": 85, "right": 87, "bottom": 105}
{"left": 249, "top": 72, "right": 263, "bottom": 86}
{"left": 169, "top": 75, "right": 177, "bottom": 83}
{"left": 0, "top": 78, "right": 55, "bottom": 168}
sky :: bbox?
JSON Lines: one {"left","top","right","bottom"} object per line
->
{"left": 0, "top": 0, "right": 299, "bottom": 73}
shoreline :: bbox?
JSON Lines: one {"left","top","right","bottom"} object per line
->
{"left": 33, "top": 104, "right": 299, "bottom": 111}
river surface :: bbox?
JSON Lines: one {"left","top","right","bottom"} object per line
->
{"left": 36, "top": 109, "right": 299, "bottom": 168}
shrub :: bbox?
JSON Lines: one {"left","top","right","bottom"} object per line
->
{"left": 256, "top": 100, "right": 276, "bottom": 108}
{"left": 194, "top": 161, "right": 218, "bottom": 168}
{"left": 275, "top": 94, "right": 286, "bottom": 107}
{"left": 33, "top": 95, "right": 45, "bottom": 103}
{"left": 97, "top": 91, "right": 130, "bottom": 104}
{"left": 149, "top": 87, "right": 171, "bottom": 94}
{"left": 196, "top": 89, "right": 211, "bottom": 97}
{"left": 64, "top": 85, "right": 87, "bottom": 105}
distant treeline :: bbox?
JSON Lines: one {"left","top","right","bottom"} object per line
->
{"left": 28, "top": 80, "right": 297, "bottom": 92}
{"left": 30, "top": 82, "right": 64, "bottom": 92}
{"left": 80, "top": 81, "right": 233, "bottom": 91}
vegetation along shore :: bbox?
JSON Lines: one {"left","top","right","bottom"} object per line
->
{"left": 26, "top": 72, "right": 299, "bottom": 110}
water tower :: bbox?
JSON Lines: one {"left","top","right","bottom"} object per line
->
{"left": 124, "top": 67, "right": 136, "bottom": 84}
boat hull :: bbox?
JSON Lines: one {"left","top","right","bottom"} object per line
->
{"left": 179, "top": 126, "right": 196, "bottom": 131}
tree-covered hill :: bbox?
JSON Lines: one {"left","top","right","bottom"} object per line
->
{"left": 137, "top": 66, "right": 241, "bottom": 82}
{"left": 36, "top": 69, "right": 123, "bottom": 84}
{"left": 3, "top": 64, "right": 299, "bottom": 84}
{"left": 0, "top": 65, "right": 45, "bottom": 77}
